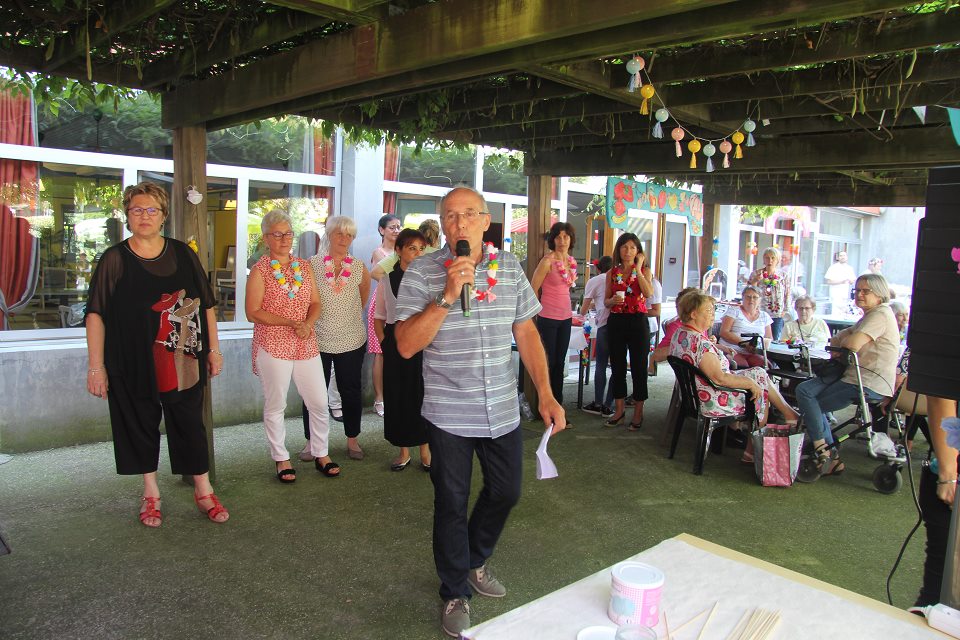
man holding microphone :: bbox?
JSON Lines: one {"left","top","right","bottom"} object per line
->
{"left": 396, "top": 186, "right": 565, "bottom": 637}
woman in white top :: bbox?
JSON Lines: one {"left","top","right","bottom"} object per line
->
{"left": 719, "top": 285, "right": 772, "bottom": 368}
{"left": 375, "top": 228, "right": 431, "bottom": 471}
{"left": 302, "top": 216, "right": 372, "bottom": 461}
{"left": 782, "top": 295, "right": 830, "bottom": 347}
{"left": 748, "top": 246, "right": 791, "bottom": 340}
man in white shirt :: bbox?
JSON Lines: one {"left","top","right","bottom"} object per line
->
{"left": 824, "top": 251, "right": 855, "bottom": 314}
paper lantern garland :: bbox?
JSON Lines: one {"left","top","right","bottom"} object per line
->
{"left": 623, "top": 57, "right": 760, "bottom": 171}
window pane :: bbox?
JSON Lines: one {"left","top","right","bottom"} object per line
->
{"left": 3, "top": 163, "right": 123, "bottom": 330}
{"left": 819, "top": 211, "right": 861, "bottom": 237}
{"left": 248, "top": 180, "right": 332, "bottom": 268}
{"left": 483, "top": 154, "right": 526, "bottom": 196}
{"left": 397, "top": 145, "right": 476, "bottom": 188}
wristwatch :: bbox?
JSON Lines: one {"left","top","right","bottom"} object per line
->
{"left": 434, "top": 292, "right": 453, "bottom": 309}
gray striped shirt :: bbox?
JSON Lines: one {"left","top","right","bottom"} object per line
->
{"left": 395, "top": 246, "right": 541, "bottom": 438}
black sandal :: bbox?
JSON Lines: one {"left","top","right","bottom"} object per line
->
{"left": 626, "top": 418, "right": 644, "bottom": 432}
{"left": 315, "top": 459, "right": 341, "bottom": 478}
{"left": 276, "top": 462, "right": 297, "bottom": 484}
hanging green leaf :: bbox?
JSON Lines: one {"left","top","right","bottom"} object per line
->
{"left": 905, "top": 49, "right": 917, "bottom": 79}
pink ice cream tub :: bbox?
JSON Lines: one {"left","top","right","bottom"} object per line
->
{"left": 607, "top": 561, "right": 664, "bottom": 627}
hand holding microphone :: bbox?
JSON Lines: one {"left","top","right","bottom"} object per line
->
{"left": 456, "top": 240, "right": 472, "bottom": 317}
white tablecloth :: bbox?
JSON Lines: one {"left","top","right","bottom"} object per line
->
{"left": 766, "top": 342, "right": 830, "bottom": 361}
{"left": 463, "top": 535, "right": 946, "bottom": 639}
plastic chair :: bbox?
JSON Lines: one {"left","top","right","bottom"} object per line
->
{"left": 666, "top": 355, "right": 757, "bottom": 475}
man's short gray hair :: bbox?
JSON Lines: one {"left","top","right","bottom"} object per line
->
{"left": 261, "top": 209, "right": 292, "bottom": 235}
{"left": 439, "top": 186, "right": 488, "bottom": 214}
{"left": 857, "top": 273, "right": 892, "bottom": 303}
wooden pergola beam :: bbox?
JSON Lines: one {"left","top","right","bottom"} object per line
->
{"left": 162, "top": 0, "right": 913, "bottom": 130}
{"left": 303, "top": 78, "right": 582, "bottom": 128}
{"left": 523, "top": 126, "right": 960, "bottom": 176}
{"left": 0, "top": 43, "right": 144, "bottom": 89}
{"left": 702, "top": 182, "right": 927, "bottom": 206}
{"left": 658, "top": 49, "right": 960, "bottom": 109}
{"left": 43, "top": 0, "right": 177, "bottom": 73}
{"left": 637, "top": 10, "right": 960, "bottom": 84}
{"left": 265, "top": 0, "right": 381, "bottom": 24}
{"left": 140, "top": 10, "right": 335, "bottom": 90}
{"left": 710, "top": 82, "right": 960, "bottom": 122}
{"left": 162, "top": 0, "right": 729, "bottom": 128}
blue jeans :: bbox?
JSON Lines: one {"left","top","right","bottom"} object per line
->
{"left": 427, "top": 422, "right": 523, "bottom": 601}
{"left": 770, "top": 316, "right": 784, "bottom": 341}
{"left": 592, "top": 325, "right": 614, "bottom": 407}
{"left": 795, "top": 376, "right": 883, "bottom": 445}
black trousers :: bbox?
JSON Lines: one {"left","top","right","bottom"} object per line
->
{"left": 607, "top": 312, "right": 650, "bottom": 401}
{"left": 916, "top": 461, "right": 955, "bottom": 606}
{"left": 537, "top": 316, "right": 572, "bottom": 404}
{"left": 428, "top": 421, "right": 523, "bottom": 601}
{"left": 106, "top": 375, "right": 209, "bottom": 476}
{"left": 303, "top": 342, "right": 366, "bottom": 439}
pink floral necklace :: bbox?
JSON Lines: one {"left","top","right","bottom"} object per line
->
{"left": 323, "top": 254, "right": 354, "bottom": 293}
{"left": 554, "top": 254, "right": 577, "bottom": 288}
{"left": 444, "top": 243, "right": 500, "bottom": 303}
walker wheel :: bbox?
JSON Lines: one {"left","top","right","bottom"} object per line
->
{"left": 796, "top": 458, "right": 821, "bottom": 483}
{"left": 872, "top": 465, "right": 902, "bottom": 494}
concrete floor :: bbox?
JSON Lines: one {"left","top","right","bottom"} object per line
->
{"left": 0, "top": 370, "right": 930, "bottom": 639}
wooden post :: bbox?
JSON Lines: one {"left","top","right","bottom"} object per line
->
{"left": 170, "top": 125, "right": 216, "bottom": 483}
{"left": 524, "top": 175, "right": 552, "bottom": 417}
{"left": 699, "top": 203, "right": 720, "bottom": 283}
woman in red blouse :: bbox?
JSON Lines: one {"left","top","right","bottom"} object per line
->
{"left": 604, "top": 233, "right": 654, "bottom": 429}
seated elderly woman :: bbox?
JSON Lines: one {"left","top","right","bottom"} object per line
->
{"left": 781, "top": 296, "right": 830, "bottom": 347}
{"left": 652, "top": 287, "right": 738, "bottom": 367}
{"left": 795, "top": 273, "right": 900, "bottom": 479}
{"left": 671, "top": 291, "right": 800, "bottom": 435}
{"left": 718, "top": 285, "right": 772, "bottom": 368}
{"left": 889, "top": 300, "right": 908, "bottom": 344}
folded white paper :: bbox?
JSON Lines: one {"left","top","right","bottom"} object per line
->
{"left": 536, "top": 426, "right": 558, "bottom": 480}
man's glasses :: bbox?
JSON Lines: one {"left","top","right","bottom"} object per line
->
{"left": 266, "top": 231, "right": 295, "bottom": 240}
{"left": 128, "top": 207, "right": 161, "bottom": 217}
{"left": 442, "top": 210, "right": 485, "bottom": 224}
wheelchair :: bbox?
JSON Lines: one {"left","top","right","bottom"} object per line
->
{"left": 794, "top": 346, "right": 907, "bottom": 493}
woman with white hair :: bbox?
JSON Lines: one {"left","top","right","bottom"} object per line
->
{"left": 748, "top": 246, "right": 791, "bottom": 341}
{"left": 303, "top": 215, "right": 372, "bottom": 461}
{"left": 795, "top": 273, "right": 900, "bottom": 479}
{"left": 781, "top": 295, "right": 830, "bottom": 347}
{"left": 246, "top": 210, "right": 338, "bottom": 481}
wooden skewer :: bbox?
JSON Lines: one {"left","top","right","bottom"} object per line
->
{"left": 663, "top": 611, "right": 672, "bottom": 640}
{"left": 670, "top": 606, "right": 710, "bottom": 636}
{"left": 696, "top": 601, "right": 720, "bottom": 640}
{"left": 726, "top": 608, "right": 751, "bottom": 640}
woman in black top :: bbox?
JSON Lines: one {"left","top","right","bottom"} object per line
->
{"left": 85, "top": 182, "right": 228, "bottom": 528}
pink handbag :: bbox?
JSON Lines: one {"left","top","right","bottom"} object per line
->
{"left": 751, "top": 425, "right": 805, "bottom": 487}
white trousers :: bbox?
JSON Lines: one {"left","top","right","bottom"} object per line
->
{"left": 327, "top": 367, "right": 341, "bottom": 409}
{"left": 256, "top": 349, "right": 329, "bottom": 461}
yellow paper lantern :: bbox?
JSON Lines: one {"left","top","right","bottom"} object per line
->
{"left": 687, "top": 139, "right": 701, "bottom": 169}
{"left": 639, "top": 84, "right": 655, "bottom": 115}
{"left": 731, "top": 131, "right": 745, "bottom": 159}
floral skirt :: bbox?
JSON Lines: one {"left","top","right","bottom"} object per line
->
{"left": 366, "top": 302, "right": 382, "bottom": 354}
{"left": 698, "top": 367, "right": 769, "bottom": 420}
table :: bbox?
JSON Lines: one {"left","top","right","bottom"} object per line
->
{"left": 765, "top": 342, "right": 830, "bottom": 362}
{"left": 462, "top": 534, "right": 947, "bottom": 639}
{"left": 820, "top": 314, "right": 859, "bottom": 336}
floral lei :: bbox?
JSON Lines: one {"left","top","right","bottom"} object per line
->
{"left": 270, "top": 256, "right": 303, "bottom": 299}
{"left": 761, "top": 269, "right": 783, "bottom": 314}
{"left": 323, "top": 254, "right": 354, "bottom": 293}
{"left": 554, "top": 255, "right": 577, "bottom": 288}
{"left": 614, "top": 265, "right": 639, "bottom": 296}
{"left": 444, "top": 242, "right": 500, "bottom": 303}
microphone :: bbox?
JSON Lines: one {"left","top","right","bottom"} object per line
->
{"left": 456, "top": 240, "right": 471, "bottom": 317}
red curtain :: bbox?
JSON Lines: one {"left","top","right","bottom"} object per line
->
{"left": 382, "top": 143, "right": 400, "bottom": 214}
{"left": 0, "top": 89, "right": 39, "bottom": 329}
{"left": 312, "top": 130, "right": 336, "bottom": 210}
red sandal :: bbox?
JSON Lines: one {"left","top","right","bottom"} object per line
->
{"left": 139, "top": 496, "right": 162, "bottom": 528}
{"left": 194, "top": 493, "right": 229, "bottom": 524}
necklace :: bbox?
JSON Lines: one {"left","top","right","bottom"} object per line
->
{"left": 270, "top": 256, "right": 303, "bottom": 299}
{"left": 614, "top": 265, "right": 639, "bottom": 295}
{"left": 554, "top": 255, "right": 577, "bottom": 288}
{"left": 444, "top": 243, "right": 500, "bottom": 303}
{"left": 323, "top": 254, "right": 354, "bottom": 293}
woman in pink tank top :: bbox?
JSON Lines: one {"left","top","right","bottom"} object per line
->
{"left": 530, "top": 222, "right": 578, "bottom": 405}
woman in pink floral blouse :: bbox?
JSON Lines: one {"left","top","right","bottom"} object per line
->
{"left": 670, "top": 290, "right": 799, "bottom": 429}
